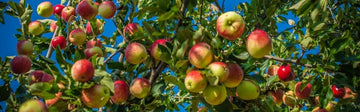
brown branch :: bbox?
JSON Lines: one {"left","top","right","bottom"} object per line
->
{"left": 263, "top": 55, "right": 315, "bottom": 68}
{"left": 214, "top": 0, "right": 225, "bottom": 13}
{"left": 103, "top": 48, "right": 124, "bottom": 63}
{"left": 149, "top": 62, "right": 167, "bottom": 84}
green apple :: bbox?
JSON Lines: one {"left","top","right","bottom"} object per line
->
{"left": 246, "top": 29, "right": 272, "bottom": 58}
{"left": 216, "top": 11, "right": 245, "bottom": 40}
{"left": 84, "top": 46, "right": 103, "bottom": 59}
{"left": 68, "top": 28, "right": 86, "bottom": 46}
{"left": 37, "top": 1, "right": 53, "bottom": 17}
{"left": 81, "top": 84, "right": 111, "bottom": 108}
{"left": 236, "top": 79, "right": 260, "bottom": 100}
{"left": 184, "top": 70, "right": 207, "bottom": 93}
{"left": 203, "top": 85, "right": 227, "bottom": 105}
{"left": 28, "top": 21, "right": 44, "bottom": 35}
{"left": 207, "top": 62, "right": 229, "bottom": 83}
{"left": 19, "top": 99, "right": 48, "bottom": 112}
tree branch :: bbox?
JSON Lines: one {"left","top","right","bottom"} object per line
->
{"left": 214, "top": 0, "right": 225, "bottom": 13}
{"left": 149, "top": 62, "right": 167, "bottom": 84}
{"left": 263, "top": 55, "right": 315, "bottom": 68}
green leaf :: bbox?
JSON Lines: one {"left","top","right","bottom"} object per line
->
{"left": 233, "top": 51, "right": 249, "bottom": 60}
{"left": 214, "top": 98, "right": 233, "bottom": 112}
{"left": 151, "top": 82, "right": 165, "bottom": 96}
{"left": 300, "top": 37, "right": 313, "bottom": 49}
{"left": 266, "top": 75, "right": 278, "bottom": 86}
{"left": 0, "top": 82, "right": 11, "bottom": 101}
{"left": 101, "top": 76, "right": 114, "bottom": 93}
{"left": 61, "top": 0, "right": 67, "bottom": 5}
{"left": 39, "top": 55, "right": 56, "bottom": 64}
{"left": 164, "top": 76, "right": 186, "bottom": 90}
{"left": 28, "top": 82, "right": 56, "bottom": 100}
{"left": 300, "top": 75, "right": 316, "bottom": 91}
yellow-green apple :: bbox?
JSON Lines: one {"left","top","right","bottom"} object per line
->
{"left": 86, "top": 39, "right": 102, "bottom": 48}
{"left": 130, "top": 78, "right": 151, "bottom": 99}
{"left": 207, "top": 62, "right": 229, "bottom": 83}
{"left": 188, "top": 42, "right": 213, "bottom": 68}
{"left": 332, "top": 85, "right": 345, "bottom": 98}
{"left": 68, "top": 28, "right": 86, "bottom": 46}
{"left": 19, "top": 99, "right": 48, "bottom": 112}
{"left": 150, "top": 39, "right": 171, "bottom": 63}
{"left": 123, "top": 23, "right": 143, "bottom": 35}
{"left": 53, "top": 4, "right": 65, "bottom": 17}
{"left": 223, "top": 63, "right": 243, "bottom": 88}
{"left": 343, "top": 87, "right": 358, "bottom": 101}
{"left": 45, "top": 92, "right": 62, "bottom": 106}
{"left": 10, "top": 55, "right": 31, "bottom": 74}
{"left": 283, "top": 91, "right": 296, "bottom": 107}
{"left": 76, "top": 0, "right": 98, "bottom": 20}
{"left": 236, "top": 79, "right": 260, "bottom": 100}
{"left": 294, "top": 82, "right": 312, "bottom": 99}
{"left": 216, "top": 11, "right": 245, "bottom": 40}
{"left": 267, "top": 65, "right": 280, "bottom": 81}
{"left": 51, "top": 36, "right": 67, "bottom": 49}
{"left": 17, "top": 40, "right": 33, "bottom": 56}
{"left": 246, "top": 29, "right": 272, "bottom": 58}
{"left": 50, "top": 21, "right": 57, "bottom": 32}
{"left": 98, "top": 1, "right": 116, "bottom": 19}
{"left": 86, "top": 19, "right": 104, "bottom": 35}
{"left": 81, "top": 84, "right": 111, "bottom": 108}
{"left": 325, "top": 102, "right": 335, "bottom": 112}
{"left": 203, "top": 85, "right": 227, "bottom": 105}
{"left": 61, "top": 6, "right": 76, "bottom": 22}
{"left": 111, "top": 80, "right": 130, "bottom": 104}
{"left": 269, "top": 89, "right": 284, "bottom": 105}
{"left": 312, "top": 107, "right": 328, "bottom": 112}
{"left": 125, "top": 42, "right": 148, "bottom": 64}
{"left": 37, "top": 1, "right": 53, "bottom": 17}
{"left": 28, "top": 70, "right": 54, "bottom": 84}
{"left": 71, "top": 59, "right": 94, "bottom": 82}
{"left": 277, "top": 64, "right": 295, "bottom": 81}
{"left": 84, "top": 46, "right": 103, "bottom": 59}
{"left": 28, "top": 21, "right": 44, "bottom": 35}
{"left": 184, "top": 70, "right": 207, "bottom": 93}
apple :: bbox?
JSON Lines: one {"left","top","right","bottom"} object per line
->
{"left": 343, "top": 87, "right": 358, "bottom": 101}
{"left": 68, "top": 28, "right": 86, "bottom": 46}
{"left": 98, "top": 1, "right": 116, "bottom": 19}
{"left": 111, "top": 80, "right": 130, "bottom": 104}
{"left": 129, "top": 78, "right": 151, "bottom": 99}
{"left": 184, "top": 70, "right": 207, "bottom": 93}
{"left": 203, "top": 85, "right": 227, "bottom": 105}
{"left": 10, "top": 55, "right": 31, "bottom": 74}
{"left": 61, "top": 6, "right": 76, "bottom": 22}
{"left": 76, "top": 0, "right": 98, "bottom": 20}
{"left": 50, "top": 21, "right": 57, "bottom": 32}
{"left": 45, "top": 92, "right": 62, "bottom": 106}
{"left": 125, "top": 42, "right": 148, "bottom": 64}
{"left": 294, "top": 82, "right": 312, "bottom": 99}
{"left": 86, "top": 19, "right": 104, "bottom": 35}
{"left": 53, "top": 4, "right": 65, "bottom": 17}
{"left": 269, "top": 89, "right": 284, "bottom": 105}
{"left": 246, "top": 29, "right": 272, "bottom": 58}
{"left": 312, "top": 107, "right": 328, "bottom": 112}
{"left": 332, "top": 85, "right": 345, "bottom": 98}
{"left": 123, "top": 23, "right": 142, "bottom": 35}
{"left": 51, "top": 36, "right": 67, "bottom": 49}
{"left": 86, "top": 39, "right": 102, "bottom": 48}
{"left": 71, "top": 59, "right": 94, "bottom": 82}
{"left": 314, "top": 96, "right": 320, "bottom": 105}
{"left": 150, "top": 39, "right": 171, "bottom": 63}
{"left": 29, "top": 70, "right": 54, "bottom": 84}
{"left": 207, "top": 62, "right": 229, "bottom": 83}
{"left": 267, "top": 65, "right": 280, "bottom": 81}
{"left": 283, "top": 91, "right": 296, "bottom": 107}
{"left": 81, "top": 84, "right": 111, "bottom": 108}
{"left": 17, "top": 40, "right": 33, "bottom": 56}
{"left": 236, "top": 79, "right": 260, "bottom": 100}
{"left": 223, "top": 63, "right": 244, "bottom": 88}
{"left": 28, "top": 21, "right": 44, "bottom": 35}
{"left": 19, "top": 99, "right": 48, "bottom": 112}
{"left": 37, "top": 1, "right": 53, "bottom": 17}
{"left": 188, "top": 42, "right": 213, "bottom": 68}
{"left": 325, "top": 102, "right": 335, "bottom": 112}
{"left": 216, "top": 11, "right": 245, "bottom": 40}
{"left": 277, "top": 64, "right": 295, "bottom": 81}
{"left": 84, "top": 46, "right": 103, "bottom": 59}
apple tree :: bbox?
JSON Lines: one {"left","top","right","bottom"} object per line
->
{"left": 0, "top": 0, "right": 359, "bottom": 111}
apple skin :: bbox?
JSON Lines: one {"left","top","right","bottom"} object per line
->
{"left": 332, "top": 85, "right": 345, "bottom": 98}
{"left": 17, "top": 40, "right": 33, "bottom": 56}
{"left": 203, "top": 85, "right": 227, "bottom": 105}
{"left": 125, "top": 42, "right": 148, "bottom": 64}
{"left": 50, "top": 21, "right": 57, "bottom": 32}
{"left": 184, "top": 70, "right": 207, "bottom": 93}
{"left": 28, "top": 21, "right": 45, "bottom": 35}
{"left": 150, "top": 39, "right": 171, "bottom": 62}
{"left": 81, "top": 84, "right": 111, "bottom": 108}
{"left": 188, "top": 42, "right": 213, "bottom": 69}
{"left": 71, "top": 59, "right": 94, "bottom": 82}
{"left": 111, "top": 80, "right": 130, "bottom": 104}
{"left": 84, "top": 46, "right": 103, "bottom": 59}
{"left": 277, "top": 64, "right": 295, "bottom": 81}
{"left": 68, "top": 28, "right": 86, "bottom": 46}
{"left": 51, "top": 36, "right": 67, "bottom": 49}
{"left": 10, "top": 55, "right": 31, "bottom": 74}
{"left": 98, "top": 1, "right": 116, "bottom": 19}
{"left": 267, "top": 65, "right": 280, "bottom": 81}
{"left": 61, "top": 6, "right": 76, "bottom": 22}
{"left": 236, "top": 79, "right": 260, "bottom": 100}
{"left": 123, "top": 23, "right": 142, "bottom": 35}
{"left": 223, "top": 63, "right": 244, "bottom": 88}
{"left": 86, "top": 39, "right": 102, "bottom": 48}
{"left": 269, "top": 89, "right": 284, "bottom": 105}
{"left": 53, "top": 4, "right": 65, "bottom": 17}
{"left": 312, "top": 107, "right": 328, "bottom": 112}
{"left": 76, "top": 0, "right": 98, "bottom": 20}
{"left": 130, "top": 78, "right": 151, "bottom": 99}
{"left": 37, "top": 1, "right": 53, "bottom": 17}
{"left": 45, "top": 92, "right": 62, "bottom": 106}
{"left": 86, "top": 19, "right": 104, "bottom": 35}
{"left": 283, "top": 91, "right": 296, "bottom": 107}
{"left": 246, "top": 29, "right": 272, "bottom": 58}
{"left": 19, "top": 99, "right": 48, "bottom": 112}
{"left": 325, "top": 102, "right": 335, "bottom": 112}
{"left": 29, "top": 70, "right": 54, "bottom": 84}
{"left": 207, "top": 62, "right": 229, "bottom": 83}
{"left": 216, "top": 11, "right": 245, "bottom": 40}
{"left": 294, "top": 82, "right": 312, "bottom": 99}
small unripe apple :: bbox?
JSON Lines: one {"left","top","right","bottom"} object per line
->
{"left": 207, "top": 62, "right": 229, "bottom": 83}
{"left": 203, "top": 85, "right": 227, "bottom": 105}
{"left": 246, "top": 29, "right": 272, "bottom": 58}
{"left": 71, "top": 59, "right": 94, "bottom": 82}
{"left": 332, "top": 85, "right": 345, "bottom": 98}
{"left": 29, "top": 70, "right": 54, "bottom": 84}
{"left": 68, "top": 28, "right": 86, "bottom": 46}
{"left": 130, "top": 78, "right": 151, "bottom": 99}
{"left": 51, "top": 36, "right": 67, "bottom": 49}
{"left": 216, "top": 11, "right": 245, "bottom": 40}
{"left": 53, "top": 4, "right": 65, "bottom": 17}
{"left": 111, "top": 80, "right": 130, "bottom": 104}
{"left": 50, "top": 21, "right": 57, "bottom": 32}
{"left": 76, "top": 0, "right": 98, "bottom": 20}
{"left": 223, "top": 63, "right": 244, "bottom": 88}
{"left": 269, "top": 89, "right": 284, "bottom": 105}
{"left": 17, "top": 40, "right": 33, "bottom": 56}
{"left": 267, "top": 65, "right": 280, "bottom": 81}
{"left": 61, "top": 6, "right": 76, "bottom": 22}
{"left": 184, "top": 70, "right": 207, "bottom": 93}
{"left": 84, "top": 46, "right": 103, "bottom": 59}
{"left": 28, "top": 21, "right": 45, "bottom": 35}
{"left": 45, "top": 92, "right": 62, "bottom": 106}
{"left": 86, "top": 19, "right": 104, "bottom": 35}
{"left": 188, "top": 42, "right": 213, "bottom": 68}
{"left": 283, "top": 91, "right": 296, "bottom": 107}
{"left": 37, "top": 1, "right": 53, "bottom": 17}
{"left": 123, "top": 23, "right": 142, "bottom": 35}
{"left": 86, "top": 39, "right": 102, "bottom": 48}
{"left": 19, "top": 99, "right": 48, "bottom": 112}
{"left": 81, "top": 84, "right": 111, "bottom": 108}
{"left": 150, "top": 39, "right": 171, "bottom": 63}
{"left": 277, "top": 64, "right": 295, "bottom": 81}
{"left": 98, "top": 1, "right": 116, "bottom": 19}
{"left": 294, "top": 82, "right": 312, "bottom": 99}
{"left": 10, "top": 55, "right": 31, "bottom": 74}
{"left": 125, "top": 42, "right": 148, "bottom": 64}
{"left": 236, "top": 79, "right": 260, "bottom": 100}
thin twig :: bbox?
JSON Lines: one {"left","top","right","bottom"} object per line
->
{"left": 103, "top": 18, "right": 128, "bottom": 64}
{"left": 263, "top": 55, "right": 315, "bottom": 68}
{"left": 104, "top": 48, "right": 124, "bottom": 63}
{"left": 149, "top": 62, "right": 167, "bottom": 84}
{"left": 214, "top": 0, "right": 225, "bottom": 13}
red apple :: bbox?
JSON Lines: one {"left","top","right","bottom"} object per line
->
{"left": 84, "top": 46, "right": 103, "bottom": 59}
{"left": 269, "top": 89, "right": 284, "bottom": 105}
{"left": 19, "top": 99, "right": 48, "bottom": 112}
{"left": 37, "top": 1, "right": 53, "bottom": 17}
{"left": 207, "top": 62, "right": 229, "bottom": 83}
{"left": 51, "top": 36, "right": 67, "bottom": 49}
{"left": 267, "top": 65, "right": 280, "bottom": 81}
{"left": 203, "top": 85, "right": 227, "bottom": 105}
{"left": 98, "top": 1, "right": 116, "bottom": 19}
{"left": 76, "top": 0, "right": 98, "bottom": 20}
{"left": 332, "top": 85, "right": 345, "bottom": 98}
{"left": 294, "top": 82, "right": 312, "bottom": 99}
{"left": 10, "top": 55, "right": 31, "bottom": 74}
{"left": 188, "top": 42, "right": 213, "bottom": 68}
{"left": 50, "top": 21, "right": 57, "bottom": 32}
{"left": 125, "top": 42, "right": 148, "bottom": 64}
{"left": 61, "top": 6, "right": 76, "bottom": 22}
{"left": 283, "top": 91, "right": 296, "bottom": 107}
{"left": 184, "top": 70, "right": 207, "bottom": 93}
{"left": 130, "top": 78, "right": 151, "bottom": 99}
{"left": 28, "top": 21, "right": 44, "bottom": 35}
{"left": 28, "top": 70, "right": 54, "bottom": 84}
{"left": 216, "top": 11, "right": 245, "bottom": 40}
{"left": 81, "top": 84, "right": 111, "bottom": 108}
{"left": 45, "top": 92, "right": 62, "bottom": 106}
{"left": 111, "top": 80, "right": 130, "bottom": 104}
{"left": 223, "top": 63, "right": 244, "bottom": 88}
{"left": 246, "top": 29, "right": 272, "bottom": 58}
{"left": 17, "top": 40, "right": 33, "bottom": 56}
{"left": 150, "top": 39, "right": 171, "bottom": 62}
{"left": 68, "top": 28, "right": 86, "bottom": 46}
{"left": 236, "top": 79, "right": 260, "bottom": 100}
{"left": 123, "top": 23, "right": 142, "bottom": 35}
{"left": 277, "top": 64, "right": 295, "bottom": 81}
{"left": 86, "top": 39, "right": 102, "bottom": 48}
{"left": 71, "top": 59, "right": 94, "bottom": 82}
{"left": 86, "top": 19, "right": 104, "bottom": 35}
{"left": 313, "top": 107, "right": 328, "bottom": 112}
{"left": 53, "top": 4, "right": 65, "bottom": 17}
